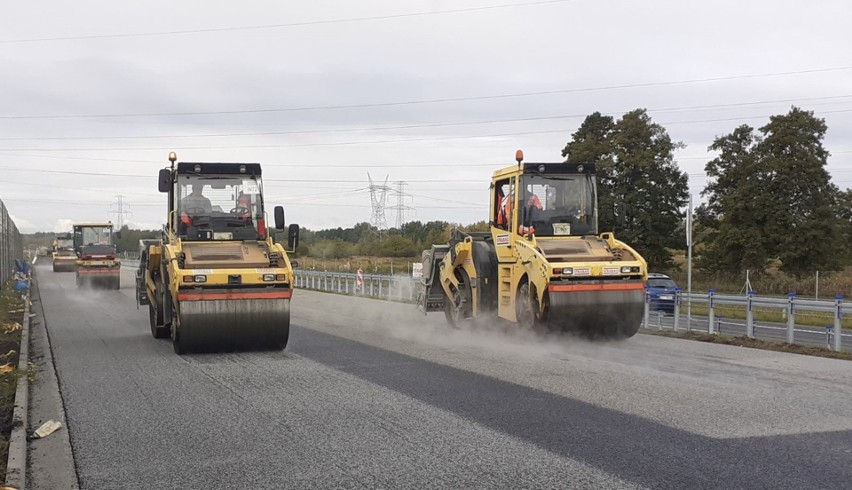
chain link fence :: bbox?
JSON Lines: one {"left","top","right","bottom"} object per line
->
{"left": 0, "top": 199, "right": 23, "bottom": 284}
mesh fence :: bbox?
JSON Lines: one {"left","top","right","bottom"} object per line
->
{"left": 0, "top": 199, "right": 23, "bottom": 284}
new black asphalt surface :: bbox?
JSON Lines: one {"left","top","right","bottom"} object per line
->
{"left": 35, "top": 264, "right": 852, "bottom": 489}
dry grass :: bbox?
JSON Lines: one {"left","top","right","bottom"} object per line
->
{"left": 642, "top": 328, "right": 852, "bottom": 361}
{"left": 0, "top": 281, "right": 25, "bottom": 481}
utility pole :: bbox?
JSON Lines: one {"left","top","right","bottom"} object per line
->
{"left": 686, "top": 194, "right": 693, "bottom": 330}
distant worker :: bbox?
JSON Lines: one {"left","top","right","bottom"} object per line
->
{"left": 236, "top": 192, "right": 252, "bottom": 219}
{"left": 181, "top": 183, "right": 212, "bottom": 214}
{"left": 497, "top": 188, "right": 514, "bottom": 230}
{"left": 525, "top": 185, "right": 543, "bottom": 210}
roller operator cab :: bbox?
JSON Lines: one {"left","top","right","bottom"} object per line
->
{"left": 419, "top": 150, "right": 648, "bottom": 338}
{"left": 142, "top": 152, "right": 300, "bottom": 354}
{"left": 73, "top": 223, "right": 121, "bottom": 289}
{"left": 52, "top": 232, "right": 77, "bottom": 272}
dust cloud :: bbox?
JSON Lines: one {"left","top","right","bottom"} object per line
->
{"left": 296, "top": 291, "right": 641, "bottom": 364}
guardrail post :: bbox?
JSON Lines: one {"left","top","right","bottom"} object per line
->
{"left": 673, "top": 288, "right": 681, "bottom": 332}
{"left": 643, "top": 286, "right": 650, "bottom": 329}
{"left": 786, "top": 293, "right": 796, "bottom": 344}
{"left": 379, "top": 279, "right": 383, "bottom": 297}
{"left": 746, "top": 290, "right": 755, "bottom": 339}
{"left": 834, "top": 295, "right": 843, "bottom": 352}
{"left": 826, "top": 326, "right": 834, "bottom": 351}
{"left": 708, "top": 289, "right": 715, "bottom": 335}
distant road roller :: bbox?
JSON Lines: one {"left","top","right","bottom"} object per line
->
{"left": 73, "top": 222, "right": 121, "bottom": 289}
{"left": 418, "top": 150, "right": 648, "bottom": 339}
{"left": 140, "top": 152, "right": 300, "bottom": 354}
{"left": 52, "top": 232, "right": 77, "bottom": 272}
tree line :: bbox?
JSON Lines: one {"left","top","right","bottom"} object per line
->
{"left": 23, "top": 105, "right": 850, "bottom": 276}
{"left": 562, "top": 106, "right": 851, "bottom": 275}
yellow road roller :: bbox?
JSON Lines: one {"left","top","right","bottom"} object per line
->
{"left": 418, "top": 150, "right": 648, "bottom": 338}
{"left": 140, "top": 152, "right": 300, "bottom": 354}
{"left": 52, "top": 232, "right": 77, "bottom": 272}
{"left": 73, "top": 222, "right": 121, "bottom": 289}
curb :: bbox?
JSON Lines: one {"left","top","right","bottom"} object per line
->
{"left": 5, "top": 279, "right": 30, "bottom": 489}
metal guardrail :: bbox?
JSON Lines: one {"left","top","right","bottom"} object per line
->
{"left": 294, "top": 270, "right": 418, "bottom": 302}
{"left": 295, "top": 270, "right": 847, "bottom": 351}
{"left": 643, "top": 290, "right": 846, "bottom": 352}
{"left": 0, "top": 199, "right": 23, "bottom": 284}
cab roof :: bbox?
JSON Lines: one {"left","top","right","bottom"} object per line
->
{"left": 177, "top": 162, "right": 262, "bottom": 175}
{"left": 73, "top": 222, "right": 113, "bottom": 228}
{"left": 491, "top": 162, "right": 596, "bottom": 180}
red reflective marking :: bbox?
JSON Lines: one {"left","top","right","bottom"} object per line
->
{"left": 548, "top": 282, "right": 645, "bottom": 292}
{"left": 177, "top": 290, "right": 292, "bottom": 301}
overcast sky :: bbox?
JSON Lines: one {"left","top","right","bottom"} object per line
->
{"left": 1, "top": 0, "right": 850, "bottom": 233}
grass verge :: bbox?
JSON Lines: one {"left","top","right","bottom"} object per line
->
{"left": 641, "top": 328, "right": 852, "bottom": 361}
{"left": 0, "top": 281, "right": 25, "bottom": 481}
{"left": 681, "top": 303, "right": 851, "bottom": 330}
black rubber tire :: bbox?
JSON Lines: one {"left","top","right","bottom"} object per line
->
{"left": 443, "top": 268, "right": 472, "bottom": 328}
{"left": 149, "top": 303, "right": 169, "bottom": 339}
{"left": 516, "top": 281, "right": 547, "bottom": 333}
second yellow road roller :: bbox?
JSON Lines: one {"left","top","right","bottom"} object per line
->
{"left": 139, "top": 152, "right": 300, "bottom": 354}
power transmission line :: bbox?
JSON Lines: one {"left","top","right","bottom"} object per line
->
{"left": 4, "top": 108, "right": 852, "bottom": 152}
{"left": 3, "top": 94, "right": 851, "bottom": 141}
{"left": 0, "top": 0, "right": 575, "bottom": 44}
{"left": 3, "top": 66, "right": 851, "bottom": 120}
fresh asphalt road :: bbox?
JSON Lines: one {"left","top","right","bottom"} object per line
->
{"left": 35, "top": 264, "right": 852, "bottom": 489}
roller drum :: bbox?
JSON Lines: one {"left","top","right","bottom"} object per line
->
{"left": 175, "top": 298, "right": 290, "bottom": 353}
{"left": 547, "top": 289, "right": 644, "bottom": 339}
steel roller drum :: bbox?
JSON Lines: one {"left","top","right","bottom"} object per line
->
{"left": 546, "top": 288, "right": 644, "bottom": 339}
{"left": 175, "top": 298, "right": 290, "bottom": 353}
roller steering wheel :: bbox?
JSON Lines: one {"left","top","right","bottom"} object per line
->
{"left": 230, "top": 206, "right": 251, "bottom": 217}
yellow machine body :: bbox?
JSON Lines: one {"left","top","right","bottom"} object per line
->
{"left": 419, "top": 156, "right": 648, "bottom": 338}
{"left": 141, "top": 158, "right": 299, "bottom": 354}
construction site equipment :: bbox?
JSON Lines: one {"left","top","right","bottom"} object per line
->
{"left": 418, "top": 150, "right": 648, "bottom": 338}
{"left": 52, "top": 233, "right": 76, "bottom": 272}
{"left": 140, "top": 152, "right": 299, "bottom": 354}
{"left": 73, "top": 223, "right": 121, "bottom": 289}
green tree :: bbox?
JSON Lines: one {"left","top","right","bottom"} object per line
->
{"left": 700, "top": 125, "right": 772, "bottom": 272}
{"left": 562, "top": 112, "right": 616, "bottom": 230}
{"left": 700, "top": 107, "right": 843, "bottom": 276}
{"left": 564, "top": 110, "right": 688, "bottom": 268}
{"left": 838, "top": 189, "right": 852, "bottom": 263}
{"left": 758, "top": 108, "right": 840, "bottom": 275}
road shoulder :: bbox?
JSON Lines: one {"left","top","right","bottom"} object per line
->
{"left": 27, "top": 271, "right": 78, "bottom": 489}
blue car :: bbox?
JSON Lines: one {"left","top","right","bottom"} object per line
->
{"left": 647, "top": 273, "right": 679, "bottom": 314}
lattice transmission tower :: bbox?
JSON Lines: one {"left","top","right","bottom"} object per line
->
{"left": 367, "top": 173, "right": 390, "bottom": 231}
{"left": 108, "top": 195, "right": 132, "bottom": 230}
{"left": 389, "top": 180, "right": 415, "bottom": 228}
